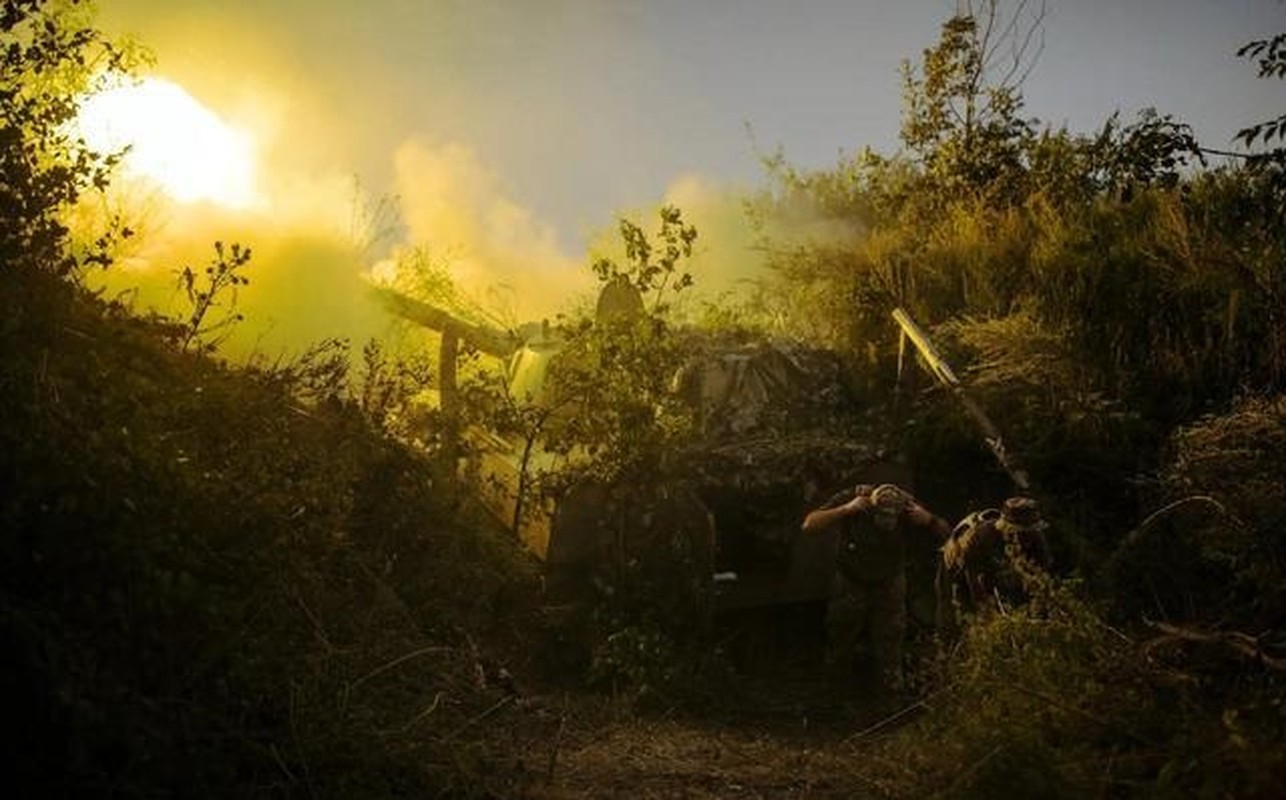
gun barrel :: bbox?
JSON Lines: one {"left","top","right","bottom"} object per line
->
{"left": 374, "top": 286, "right": 519, "bottom": 359}
{"left": 892, "top": 307, "right": 959, "bottom": 386}
{"left": 891, "top": 307, "right": 1030, "bottom": 491}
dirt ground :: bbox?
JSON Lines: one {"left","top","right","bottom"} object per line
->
{"left": 503, "top": 679, "right": 920, "bottom": 799}
{"left": 497, "top": 604, "right": 928, "bottom": 799}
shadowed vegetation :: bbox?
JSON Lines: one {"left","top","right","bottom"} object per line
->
{"left": 4, "top": 0, "right": 1286, "bottom": 797}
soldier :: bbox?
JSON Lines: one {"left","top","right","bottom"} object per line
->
{"left": 937, "top": 495, "right": 1053, "bottom": 637}
{"left": 801, "top": 483, "right": 949, "bottom": 698}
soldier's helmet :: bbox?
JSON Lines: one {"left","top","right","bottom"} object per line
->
{"left": 995, "top": 496, "right": 1047, "bottom": 534}
{"left": 944, "top": 508, "right": 1000, "bottom": 570}
{"left": 951, "top": 507, "right": 1000, "bottom": 539}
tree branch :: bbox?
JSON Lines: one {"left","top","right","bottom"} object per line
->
{"left": 1145, "top": 621, "right": 1286, "bottom": 673}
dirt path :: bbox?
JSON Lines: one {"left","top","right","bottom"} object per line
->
{"left": 502, "top": 675, "right": 916, "bottom": 799}
{"left": 523, "top": 714, "right": 885, "bottom": 798}
{"left": 483, "top": 603, "right": 928, "bottom": 797}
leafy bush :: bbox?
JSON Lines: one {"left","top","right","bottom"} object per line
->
{"left": 2, "top": 235, "right": 541, "bottom": 798}
{"left": 858, "top": 570, "right": 1286, "bottom": 798}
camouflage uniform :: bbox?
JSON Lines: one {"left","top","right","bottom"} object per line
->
{"left": 938, "top": 496, "right": 1053, "bottom": 636}
{"left": 815, "top": 484, "right": 946, "bottom": 695}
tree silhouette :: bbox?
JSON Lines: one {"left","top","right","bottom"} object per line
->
{"left": 0, "top": 0, "right": 135, "bottom": 276}
{"left": 1234, "top": 32, "right": 1286, "bottom": 186}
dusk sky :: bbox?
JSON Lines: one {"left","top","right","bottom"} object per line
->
{"left": 85, "top": 0, "right": 1285, "bottom": 335}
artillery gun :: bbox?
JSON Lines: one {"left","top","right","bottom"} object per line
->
{"left": 376, "top": 284, "right": 909, "bottom": 612}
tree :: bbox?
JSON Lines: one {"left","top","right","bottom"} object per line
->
{"left": 899, "top": 0, "right": 1045, "bottom": 202}
{"left": 1087, "top": 108, "right": 1203, "bottom": 195}
{"left": 544, "top": 206, "right": 697, "bottom": 488}
{"left": 540, "top": 209, "right": 710, "bottom": 627}
{"left": 1234, "top": 32, "right": 1286, "bottom": 189}
{"left": 0, "top": 0, "right": 136, "bottom": 277}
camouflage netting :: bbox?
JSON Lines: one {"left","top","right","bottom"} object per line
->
{"left": 671, "top": 338, "right": 898, "bottom": 568}
{"left": 672, "top": 338, "right": 860, "bottom": 440}
{"left": 673, "top": 336, "right": 895, "bottom": 493}
{"left": 688, "top": 432, "right": 881, "bottom": 492}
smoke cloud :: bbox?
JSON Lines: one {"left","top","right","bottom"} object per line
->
{"left": 391, "top": 139, "right": 593, "bottom": 323}
{"left": 83, "top": 124, "right": 604, "bottom": 363}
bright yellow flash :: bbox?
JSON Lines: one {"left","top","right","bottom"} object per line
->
{"left": 77, "top": 77, "right": 260, "bottom": 210}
